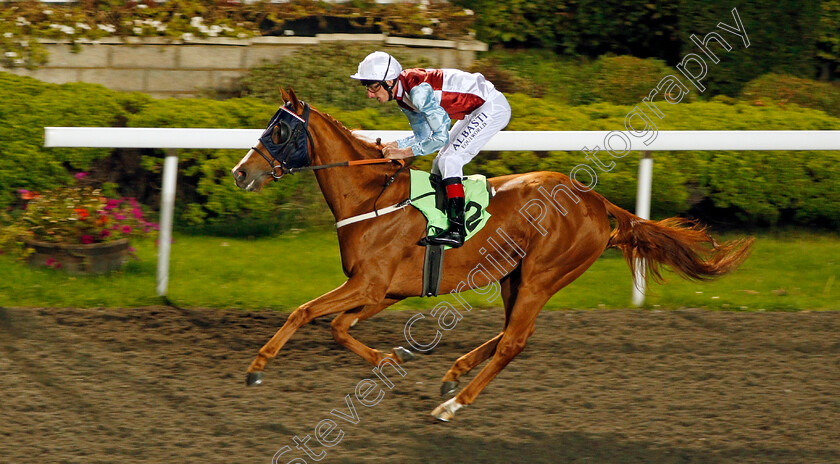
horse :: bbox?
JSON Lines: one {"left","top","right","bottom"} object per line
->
{"left": 231, "top": 88, "right": 753, "bottom": 421}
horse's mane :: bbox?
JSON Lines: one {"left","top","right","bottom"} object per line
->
{"left": 316, "top": 108, "right": 383, "bottom": 157}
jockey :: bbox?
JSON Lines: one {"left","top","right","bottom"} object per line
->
{"left": 351, "top": 51, "right": 511, "bottom": 248}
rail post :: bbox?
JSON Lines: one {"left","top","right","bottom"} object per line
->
{"left": 156, "top": 149, "right": 178, "bottom": 297}
{"left": 632, "top": 151, "right": 653, "bottom": 307}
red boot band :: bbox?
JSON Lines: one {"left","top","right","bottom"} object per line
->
{"left": 445, "top": 183, "right": 465, "bottom": 199}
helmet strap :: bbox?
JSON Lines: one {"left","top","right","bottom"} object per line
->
{"left": 381, "top": 80, "right": 395, "bottom": 101}
{"left": 381, "top": 55, "right": 395, "bottom": 101}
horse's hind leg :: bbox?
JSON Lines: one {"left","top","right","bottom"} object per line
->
{"left": 439, "top": 271, "right": 519, "bottom": 395}
{"left": 331, "top": 299, "right": 413, "bottom": 365}
{"left": 432, "top": 257, "right": 600, "bottom": 421}
{"left": 440, "top": 332, "right": 502, "bottom": 395}
{"left": 432, "top": 285, "right": 548, "bottom": 421}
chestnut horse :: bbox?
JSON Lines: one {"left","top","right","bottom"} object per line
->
{"left": 231, "top": 89, "right": 753, "bottom": 421}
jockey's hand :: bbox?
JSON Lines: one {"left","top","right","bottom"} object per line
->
{"left": 379, "top": 141, "right": 397, "bottom": 155}
{"left": 382, "top": 146, "right": 414, "bottom": 160}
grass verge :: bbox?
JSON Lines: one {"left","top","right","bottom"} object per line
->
{"left": 0, "top": 229, "right": 837, "bottom": 311}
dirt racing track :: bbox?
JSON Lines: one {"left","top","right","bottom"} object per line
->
{"left": 1, "top": 305, "right": 839, "bottom": 463}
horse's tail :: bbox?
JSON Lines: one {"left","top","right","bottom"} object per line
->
{"left": 603, "top": 199, "right": 754, "bottom": 283}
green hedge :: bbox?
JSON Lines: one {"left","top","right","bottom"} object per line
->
{"left": 0, "top": 72, "right": 150, "bottom": 209}
{"left": 3, "top": 71, "right": 840, "bottom": 233}
{"left": 740, "top": 73, "right": 840, "bottom": 118}
{"left": 468, "top": 52, "right": 681, "bottom": 106}
{"left": 675, "top": 1, "right": 823, "bottom": 96}
{"left": 818, "top": 0, "right": 840, "bottom": 77}
{"left": 479, "top": 95, "right": 840, "bottom": 228}
{"left": 457, "top": 0, "right": 838, "bottom": 92}
{"left": 467, "top": 51, "right": 838, "bottom": 115}
{"left": 241, "top": 46, "right": 687, "bottom": 108}
{"left": 453, "top": 0, "right": 682, "bottom": 61}
{"left": 0, "top": 73, "right": 324, "bottom": 233}
{"left": 237, "top": 43, "right": 432, "bottom": 115}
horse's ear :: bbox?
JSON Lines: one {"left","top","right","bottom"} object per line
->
{"left": 280, "top": 87, "right": 291, "bottom": 105}
{"left": 287, "top": 87, "right": 302, "bottom": 112}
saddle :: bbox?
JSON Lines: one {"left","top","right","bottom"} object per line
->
{"left": 409, "top": 171, "right": 493, "bottom": 296}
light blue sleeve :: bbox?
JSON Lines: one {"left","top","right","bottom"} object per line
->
{"left": 396, "top": 83, "right": 450, "bottom": 156}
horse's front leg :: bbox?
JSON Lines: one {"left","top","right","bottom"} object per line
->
{"left": 331, "top": 299, "right": 414, "bottom": 365}
{"left": 246, "top": 278, "right": 382, "bottom": 386}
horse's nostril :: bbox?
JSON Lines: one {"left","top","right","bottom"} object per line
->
{"left": 236, "top": 170, "right": 247, "bottom": 180}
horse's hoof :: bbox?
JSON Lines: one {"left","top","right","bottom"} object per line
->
{"left": 393, "top": 346, "right": 416, "bottom": 363}
{"left": 431, "top": 397, "right": 464, "bottom": 422}
{"left": 246, "top": 371, "right": 265, "bottom": 386}
{"left": 431, "top": 405, "right": 451, "bottom": 422}
{"left": 440, "top": 380, "right": 459, "bottom": 396}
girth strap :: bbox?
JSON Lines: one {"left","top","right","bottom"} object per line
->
{"left": 334, "top": 199, "right": 413, "bottom": 229}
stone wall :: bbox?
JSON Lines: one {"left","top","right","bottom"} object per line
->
{"left": 2, "top": 34, "right": 487, "bottom": 98}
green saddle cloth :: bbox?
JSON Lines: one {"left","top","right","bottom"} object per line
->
{"left": 409, "top": 170, "right": 492, "bottom": 243}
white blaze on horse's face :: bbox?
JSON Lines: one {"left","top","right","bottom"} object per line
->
{"left": 232, "top": 146, "right": 273, "bottom": 192}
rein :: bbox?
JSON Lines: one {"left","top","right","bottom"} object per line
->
{"left": 290, "top": 157, "right": 406, "bottom": 174}
{"left": 252, "top": 146, "right": 404, "bottom": 177}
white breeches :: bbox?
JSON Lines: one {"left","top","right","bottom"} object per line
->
{"left": 432, "top": 91, "right": 511, "bottom": 179}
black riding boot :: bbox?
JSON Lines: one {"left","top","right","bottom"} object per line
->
{"left": 426, "top": 196, "right": 466, "bottom": 248}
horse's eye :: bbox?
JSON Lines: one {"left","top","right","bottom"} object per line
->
{"left": 272, "top": 122, "right": 291, "bottom": 145}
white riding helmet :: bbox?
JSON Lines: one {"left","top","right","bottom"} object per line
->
{"left": 350, "top": 51, "right": 403, "bottom": 82}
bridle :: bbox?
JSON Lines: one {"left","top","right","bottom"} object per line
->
{"left": 251, "top": 102, "right": 410, "bottom": 217}
{"left": 252, "top": 102, "right": 405, "bottom": 180}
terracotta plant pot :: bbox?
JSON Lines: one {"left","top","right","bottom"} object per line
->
{"left": 23, "top": 238, "right": 131, "bottom": 275}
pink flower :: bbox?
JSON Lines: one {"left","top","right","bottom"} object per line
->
{"left": 121, "top": 225, "right": 132, "bottom": 234}
{"left": 45, "top": 258, "right": 56, "bottom": 266}
{"left": 105, "top": 199, "right": 122, "bottom": 211}
{"left": 18, "top": 189, "right": 40, "bottom": 200}
{"left": 115, "top": 214, "right": 127, "bottom": 221}
{"left": 74, "top": 172, "right": 89, "bottom": 180}
{"left": 81, "top": 235, "right": 94, "bottom": 244}
{"left": 99, "top": 230, "right": 111, "bottom": 239}
{"left": 132, "top": 207, "right": 143, "bottom": 219}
